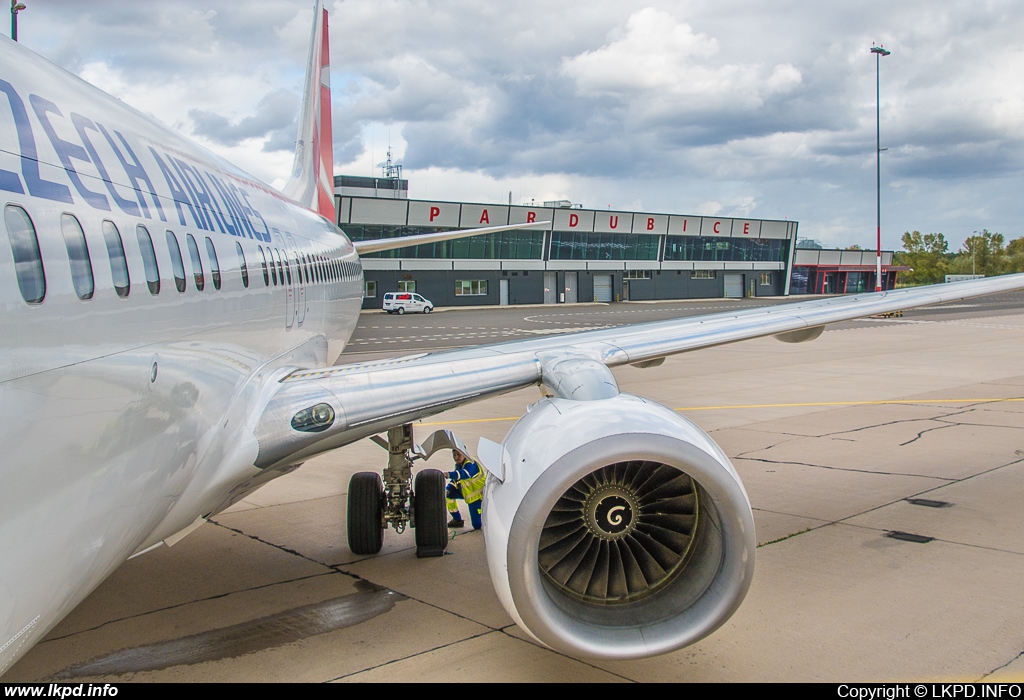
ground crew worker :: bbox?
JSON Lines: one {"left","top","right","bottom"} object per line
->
{"left": 446, "top": 448, "right": 485, "bottom": 529}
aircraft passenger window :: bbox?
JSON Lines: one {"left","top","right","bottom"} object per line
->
{"left": 5, "top": 204, "right": 46, "bottom": 304}
{"left": 235, "top": 242, "right": 249, "bottom": 288}
{"left": 186, "top": 233, "right": 205, "bottom": 291}
{"left": 60, "top": 213, "right": 94, "bottom": 300}
{"left": 165, "top": 231, "right": 186, "bottom": 293}
{"left": 101, "top": 220, "right": 130, "bottom": 298}
{"left": 205, "top": 237, "right": 221, "bottom": 290}
{"left": 272, "top": 248, "right": 284, "bottom": 285}
{"left": 268, "top": 247, "right": 279, "bottom": 285}
{"left": 275, "top": 248, "right": 291, "bottom": 285}
{"left": 136, "top": 225, "right": 160, "bottom": 295}
{"left": 257, "top": 245, "right": 269, "bottom": 286}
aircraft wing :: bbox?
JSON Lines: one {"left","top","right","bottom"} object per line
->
{"left": 254, "top": 272, "right": 1024, "bottom": 471}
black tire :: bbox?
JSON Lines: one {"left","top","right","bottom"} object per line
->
{"left": 413, "top": 469, "right": 448, "bottom": 558}
{"left": 348, "top": 472, "right": 384, "bottom": 555}
{"left": 397, "top": 307, "right": 405, "bottom": 315}
{"left": 424, "top": 306, "right": 432, "bottom": 314}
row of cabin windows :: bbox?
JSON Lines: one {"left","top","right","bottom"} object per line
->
{"left": 4, "top": 204, "right": 360, "bottom": 305}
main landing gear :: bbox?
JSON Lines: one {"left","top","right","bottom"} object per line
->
{"left": 347, "top": 424, "right": 461, "bottom": 558}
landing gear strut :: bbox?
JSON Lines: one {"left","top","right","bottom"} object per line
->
{"left": 347, "top": 423, "right": 458, "bottom": 558}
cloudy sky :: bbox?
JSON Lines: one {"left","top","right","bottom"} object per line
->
{"left": 18, "top": 0, "right": 1024, "bottom": 249}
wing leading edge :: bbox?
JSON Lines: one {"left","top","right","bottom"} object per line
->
{"left": 253, "top": 273, "right": 1024, "bottom": 471}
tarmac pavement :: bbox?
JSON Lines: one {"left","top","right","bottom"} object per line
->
{"left": 5, "top": 297, "right": 1024, "bottom": 682}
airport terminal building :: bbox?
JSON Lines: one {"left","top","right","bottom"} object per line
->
{"left": 336, "top": 175, "right": 899, "bottom": 308}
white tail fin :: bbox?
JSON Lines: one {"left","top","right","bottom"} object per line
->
{"left": 282, "top": 0, "right": 335, "bottom": 222}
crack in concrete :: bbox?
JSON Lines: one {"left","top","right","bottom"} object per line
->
{"left": 324, "top": 629, "right": 495, "bottom": 682}
{"left": 839, "top": 521, "right": 1024, "bottom": 557}
{"left": 210, "top": 520, "right": 335, "bottom": 569}
{"left": 731, "top": 435, "right": 803, "bottom": 459}
{"left": 898, "top": 421, "right": 958, "bottom": 447}
{"left": 981, "top": 648, "right": 1024, "bottom": 681}
{"left": 829, "top": 456, "right": 1024, "bottom": 528}
{"left": 735, "top": 456, "right": 954, "bottom": 481}
{"left": 814, "top": 412, "right": 964, "bottom": 440}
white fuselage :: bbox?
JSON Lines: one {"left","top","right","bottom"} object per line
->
{"left": 0, "top": 37, "right": 363, "bottom": 671}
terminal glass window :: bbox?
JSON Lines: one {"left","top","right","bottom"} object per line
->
{"left": 345, "top": 225, "right": 544, "bottom": 260}
{"left": 548, "top": 231, "right": 659, "bottom": 261}
{"left": 455, "top": 279, "right": 488, "bottom": 296}
{"left": 6, "top": 205, "right": 46, "bottom": 304}
{"left": 759, "top": 272, "right": 772, "bottom": 286}
{"left": 789, "top": 267, "right": 810, "bottom": 295}
{"left": 624, "top": 270, "right": 652, "bottom": 279}
{"left": 691, "top": 270, "right": 716, "bottom": 279}
{"left": 102, "top": 220, "right": 130, "bottom": 298}
{"left": 60, "top": 213, "right": 93, "bottom": 301}
{"left": 665, "top": 236, "right": 788, "bottom": 263}
{"left": 845, "top": 272, "right": 869, "bottom": 293}
{"left": 364, "top": 280, "right": 376, "bottom": 298}
{"left": 397, "top": 280, "right": 415, "bottom": 292}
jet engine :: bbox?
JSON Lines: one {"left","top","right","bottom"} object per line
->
{"left": 483, "top": 393, "right": 756, "bottom": 659}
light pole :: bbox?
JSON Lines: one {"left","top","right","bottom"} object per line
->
{"left": 10, "top": 1, "right": 25, "bottom": 42}
{"left": 972, "top": 230, "right": 977, "bottom": 275}
{"left": 871, "top": 43, "right": 890, "bottom": 291}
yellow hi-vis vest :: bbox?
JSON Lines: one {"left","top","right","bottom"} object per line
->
{"left": 458, "top": 460, "right": 486, "bottom": 504}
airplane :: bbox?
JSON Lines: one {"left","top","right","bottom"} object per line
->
{"left": 3, "top": 1, "right": 1024, "bottom": 674}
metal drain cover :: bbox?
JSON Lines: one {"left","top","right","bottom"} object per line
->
{"left": 885, "top": 531, "right": 935, "bottom": 544}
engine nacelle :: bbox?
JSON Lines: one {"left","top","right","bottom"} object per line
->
{"left": 483, "top": 393, "right": 756, "bottom": 659}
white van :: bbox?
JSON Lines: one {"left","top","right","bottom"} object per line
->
{"left": 383, "top": 292, "right": 433, "bottom": 314}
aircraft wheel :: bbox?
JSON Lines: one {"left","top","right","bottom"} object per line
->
{"left": 397, "top": 307, "right": 405, "bottom": 315}
{"left": 348, "top": 472, "right": 384, "bottom": 555}
{"left": 413, "top": 469, "right": 448, "bottom": 558}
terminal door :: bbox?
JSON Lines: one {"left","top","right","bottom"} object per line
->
{"left": 544, "top": 272, "right": 557, "bottom": 304}
{"left": 724, "top": 273, "right": 744, "bottom": 298}
{"left": 564, "top": 272, "right": 578, "bottom": 303}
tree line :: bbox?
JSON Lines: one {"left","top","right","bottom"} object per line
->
{"left": 894, "top": 230, "right": 1024, "bottom": 285}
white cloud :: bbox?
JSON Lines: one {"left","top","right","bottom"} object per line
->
{"left": 561, "top": 8, "right": 801, "bottom": 111}
{"left": 19, "top": 0, "right": 1024, "bottom": 249}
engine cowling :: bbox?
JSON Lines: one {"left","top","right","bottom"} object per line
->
{"left": 483, "top": 393, "right": 756, "bottom": 659}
